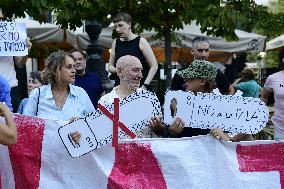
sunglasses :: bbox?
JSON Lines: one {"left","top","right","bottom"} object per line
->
{"left": 197, "top": 48, "right": 209, "bottom": 53}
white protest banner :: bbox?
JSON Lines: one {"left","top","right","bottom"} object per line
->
{"left": 164, "top": 90, "right": 268, "bottom": 134}
{"left": 1, "top": 115, "right": 284, "bottom": 189}
{"left": 58, "top": 90, "right": 162, "bottom": 158}
{"left": 0, "top": 22, "right": 28, "bottom": 56}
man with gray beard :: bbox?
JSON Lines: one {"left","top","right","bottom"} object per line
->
{"left": 99, "top": 55, "right": 143, "bottom": 104}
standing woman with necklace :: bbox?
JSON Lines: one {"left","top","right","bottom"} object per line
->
{"left": 108, "top": 12, "right": 158, "bottom": 90}
{"left": 23, "top": 52, "right": 95, "bottom": 121}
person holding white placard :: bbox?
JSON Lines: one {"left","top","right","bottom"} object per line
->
{"left": 0, "top": 37, "right": 32, "bottom": 112}
{"left": 168, "top": 60, "right": 217, "bottom": 137}
{"left": 100, "top": 55, "right": 144, "bottom": 104}
{"left": 150, "top": 60, "right": 216, "bottom": 137}
{"left": 149, "top": 59, "right": 253, "bottom": 141}
{"left": 102, "top": 55, "right": 164, "bottom": 136}
{"left": 0, "top": 13, "right": 32, "bottom": 112}
{"left": 71, "top": 55, "right": 163, "bottom": 143}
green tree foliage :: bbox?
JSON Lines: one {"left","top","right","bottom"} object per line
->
{"left": 251, "top": 0, "right": 284, "bottom": 68}
{"left": 265, "top": 51, "right": 279, "bottom": 68}
{"left": 268, "top": 0, "right": 284, "bottom": 14}
{"left": 45, "top": 1, "right": 265, "bottom": 39}
{"left": 254, "top": 0, "right": 284, "bottom": 39}
{"left": 0, "top": 0, "right": 267, "bottom": 45}
{"left": 0, "top": 0, "right": 268, "bottom": 86}
{"left": 264, "top": 0, "right": 284, "bottom": 68}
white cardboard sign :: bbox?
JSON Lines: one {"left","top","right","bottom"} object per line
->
{"left": 164, "top": 90, "right": 268, "bottom": 134}
{"left": 58, "top": 90, "right": 162, "bottom": 158}
{"left": 0, "top": 22, "right": 28, "bottom": 56}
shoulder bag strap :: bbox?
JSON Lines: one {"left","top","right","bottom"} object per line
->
{"left": 36, "top": 87, "right": 40, "bottom": 116}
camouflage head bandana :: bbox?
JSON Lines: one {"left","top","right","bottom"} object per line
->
{"left": 177, "top": 59, "right": 217, "bottom": 81}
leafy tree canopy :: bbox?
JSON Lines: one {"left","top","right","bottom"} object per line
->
{"left": 2, "top": 0, "right": 281, "bottom": 82}
{"left": 0, "top": 0, "right": 268, "bottom": 40}
{"left": 251, "top": 0, "right": 284, "bottom": 68}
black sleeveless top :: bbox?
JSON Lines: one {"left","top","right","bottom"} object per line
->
{"left": 110, "top": 36, "right": 149, "bottom": 86}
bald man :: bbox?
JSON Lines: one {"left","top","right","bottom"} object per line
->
{"left": 71, "top": 55, "right": 166, "bottom": 143}
{"left": 99, "top": 55, "right": 143, "bottom": 104}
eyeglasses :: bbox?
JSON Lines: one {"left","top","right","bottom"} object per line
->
{"left": 197, "top": 49, "right": 209, "bottom": 53}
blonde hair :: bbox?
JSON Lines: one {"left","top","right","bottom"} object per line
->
{"left": 42, "top": 51, "right": 72, "bottom": 84}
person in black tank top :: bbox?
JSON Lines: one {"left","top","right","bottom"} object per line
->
{"left": 108, "top": 12, "right": 158, "bottom": 90}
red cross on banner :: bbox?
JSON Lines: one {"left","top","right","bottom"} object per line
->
{"left": 237, "top": 143, "right": 284, "bottom": 189}
{"left": 97, "top": 98, "right": 136, "bottom": 147}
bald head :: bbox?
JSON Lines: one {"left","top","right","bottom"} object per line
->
{"left": 116, "top": 55, "right": 143, "bottom": 90}
{"left": 117, "top": 55, "right": 141, "bottom": 69}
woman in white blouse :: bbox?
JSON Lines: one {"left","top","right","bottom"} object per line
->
{"left": 23, "top": 51, "right": 95, "bottom": 121}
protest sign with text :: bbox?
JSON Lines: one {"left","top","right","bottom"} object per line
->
{"left": 58, "top": 90, "right": 162, "bottom": 158}
{"left": 0, "top": 22, "right": 28, "bottom": 56}
{"left": 164, "top": 90, "right": 268, "bottom": 134}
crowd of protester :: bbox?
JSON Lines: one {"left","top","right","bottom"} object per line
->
{"left": 0, "top": 12, "right": 283, "bottom": 146}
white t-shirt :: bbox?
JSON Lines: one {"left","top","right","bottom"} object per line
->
{"left": 0, "top": 56, "right": 18, "bottom": 87}
{"left": 99, "top": 86, "right": 143, "bottom": 105}
{"left": 98, "top": 86, "right": 157, "bottom": 138}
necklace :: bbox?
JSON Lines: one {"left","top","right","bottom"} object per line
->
{"left": 53, "top": 92, "right": 68, "bottom": 104}
{"left": 60, "top": 94, "right": 68, "bottom": 103}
